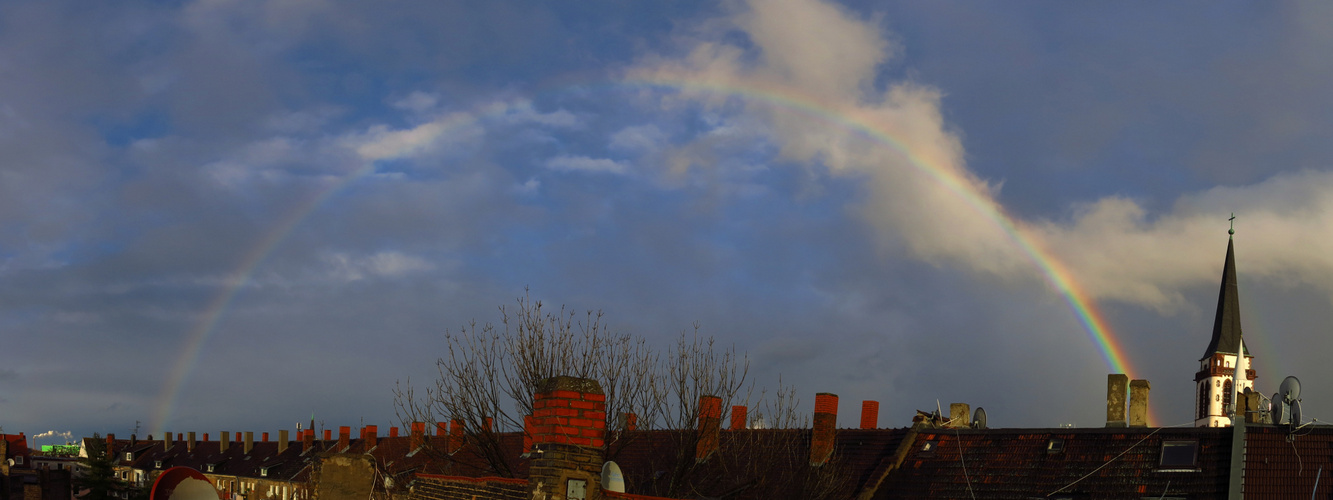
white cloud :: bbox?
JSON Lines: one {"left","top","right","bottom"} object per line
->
{"left": 609, "top": 124, "right": 667, "bottom": 153}
{"left": 321, "top": 251, "right": 436, "bottom": 282}
{"left": 545, "top": 155, "right": 629, "bottom": 175}
{"left": 626, "top": 0, "right": 1333, "bottom": 311}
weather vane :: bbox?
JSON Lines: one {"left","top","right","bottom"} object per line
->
{"left": 1229, "top": 213, "right": 1235, "bottom": 236}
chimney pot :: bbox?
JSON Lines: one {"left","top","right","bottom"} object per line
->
{"left": 861, "top": 401, "right": 880, "bottom": 429}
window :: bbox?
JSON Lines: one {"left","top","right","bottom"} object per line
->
{"left": 206, "top": 464, "right": 215, "bottom": 473}
{"left": 920, "top": 440, "right": 938, "bottom": 455}
{"left": 1223, "top": 380, "right": 1233, "bottom": 411}
{"left": 1047, "top": 438, "right": 1065, "bottom": 454}
{"left": 260, "top": 468, "right": 269, "bottom": 477}
{"left": 125, "top": 452, "right": 133, "bottom": 461}
{"left": 12, "top": 456, "right": 21, "bottom": 465}
{"left": 155, "top": 461, "right": 162, "bottom": 469}
{"left": 1160, "top": 440, "right": 1198, "bottom": 468}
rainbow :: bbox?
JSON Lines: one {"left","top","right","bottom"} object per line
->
{"left": 152, "top": 77, "right": 1153, "bottom": 432}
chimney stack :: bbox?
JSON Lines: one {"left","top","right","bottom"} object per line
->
{"left": 1106, "top": 374, "right": 1129, "bottom": 427}
{"left": 203, "top": 433, "right": 209, "bottom": 443}
{"left": 106, "top": 434, "right": 115, "bottom": 458}
{"left": 278, "top": 430, "right": 288, "bottom": 454}
{"left": 302, "top": 430, "right": 313, "bottom": 452}
{"left": 163, "top": 431, "right": 172, "bottom": 452}
{"left": 620, "top": 413, "right": 637, "bottom": 431}
{"left": 731, "top": 405, "right": 747, "bottom": 430}
{"left": 1128, "top": 379, "right": 1151, "bottom": 427}
{"left": 187, "top": 432, "right": 196, "bottom": 452}
{"left": 220, "top": 432, "right": 230, "bottom": 452}
{"left": 810, "top": 393, "right": 838, "bottom": 467}
{"left": 436, "top": 422, "right": 447, "bottom": 439}
{"left": 364, "top": 425, "right": 377, "bottom": 450}
{"left": 323, "top": 429, "right": 331, "bottom": 442}
{"left": 410, "top": 422, "right": 425, "bottom": 450}
{"left": 262, "top": 432, "right": 269, "bottom": 443}
{"left": 527, "top": 376, "right": 606, "bottom": 500}
{"left": 449, "top": 420, "right": 464, "bottom": 452}
{"left": 861, "top": 401, "right": 880, "bottom": 429}
{"left": 484, "top": 417, "right": 494, "bottom": 433}
{"left": 390, "top": 427, "right": 399, "bottom": 438}
{"left": 949, "top": 403, "right": 971, "bottom": 428}
{"left": 696, "top": 395, "right": 722, "bottom": 462}
{"left": 338, "top": 427, "right": 350, "bottom": 451}
{"left": 244, "top": 432, "right": 254, "bottom": 454}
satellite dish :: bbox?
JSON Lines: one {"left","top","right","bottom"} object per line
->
{"left": 149, "top": 467, "right": 222, "bottom": 500}
{"left": 1281, "top": 376, "right": 1302, "bottom": 403}
{"left": 971, "top": 407, "right": 988, "bottom": 429}
{"left": 601, "top": 461, "right": 626, "bottom": 493}
{"left": 1271, "top": 393, "right": 1288, "bottom": 425}
{"left": 1290, "top": 401, "right": 1304, "bottom": 430}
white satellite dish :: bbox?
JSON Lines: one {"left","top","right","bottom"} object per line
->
{"left": 601, "top": 461, "right": 625, "bottom": 493}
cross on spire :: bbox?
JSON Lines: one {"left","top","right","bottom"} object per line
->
{"left": 1228, "top": 213, "right": 1235, "bottom": 237}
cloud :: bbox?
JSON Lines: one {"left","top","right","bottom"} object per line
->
{"left": 627, "top": 0, "right": 1333, "bottom": 312}
{"left": 545, "top": 155, "right": 629, "bottom": 175}
{"left": 609, "top": 124, "right": 667, "bottom": 153}
{"left": 320, "top": 251, "right": 437, "bottom": 282}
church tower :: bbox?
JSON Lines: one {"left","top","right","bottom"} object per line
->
{"left": 1194, "top": 224, "right": 1256, "bottom": 427}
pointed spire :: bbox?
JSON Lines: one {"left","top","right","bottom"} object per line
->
{"left": 1202, "top": 233, "right": 1247, "bottom": 359}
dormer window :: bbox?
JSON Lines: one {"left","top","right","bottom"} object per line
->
{"left": 155, "top": 461, "right": 163, "bottom": 469}
{"left": 12, "top": 456, "right": 22, "bottom": 465}
{"left": 125, "top": 452, "right": 134, "bottom": 461}
{"left": 260, "top": 468, "right": 269, "bottom": 477}
{"left": 206, "top": 464, "right": 215, "bottom": 473}
{"left": 1159, "top": 440, "right": 1199, "bottom": 470}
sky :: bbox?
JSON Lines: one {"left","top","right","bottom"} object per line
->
{"left": 6, "top": 0, "right": 1333, "bottom": 443}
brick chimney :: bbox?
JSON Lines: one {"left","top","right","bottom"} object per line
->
{"left": 163, "top": 431, "right": 172, "bottom": 452}
{"left": 410, "top": 422, "right": 425, "bottom": 450}
{"left": 203, "top": 433, "right": 209, "bottom": 443}
{"left": 435, "top": 422, "right": 447, "bottom": 440}
{"left": 278, "top": 430, "right": 288, "bottom": 454}
{"left": 302, "top": 430, "right": 313, "bottom": 452}
{"left": 338, "top": 427, "right": 350, "bottom": 451}
{"left": 449, "top": 420, "right": 464, "bottom": 452}
{"left": 1107, "top": 373, "right": 1129, "bottom": 428}
{"left": 262, "top": 432, "right": 268, "bottom": 443}
{"left": 484, "top": 417, "right": 494, "bottom": 433}
{"left": 106, "top": 434, "right": 115, "bottom": 458}
{"left": 696, "top": 395, "right": 721, "bottom": 462}
{"left": 527, "top": 376, "right": 606, "bottom": 500}
{"left": 861, "top": 401, "right": 880, "bottom": 429}
{"left": 322, "top": 429, "right": 331, "bottom": 442}
{"left": 187, "top": 432, "right": 196, "bottom": 452}
{"left": 731, "top": 405, "right": 747, "bottom": 430}
{"left": 620, "top": 412, "right": 637, "bottom": 431}
{"left": 220, "top": 432, "right": 230, "bottom": 452}
{"left": 1129, "top": 379, "right": 1151, "bottom": 427}
{"left": 363, "top": 426, "right": 377, "bottom": 451}
{"left": 244, "top": 432, "right": 253, "bottom": 454}
{"left": 389, "top": 427, "right": 398, "bottom": 438}
{"left": 810, "top": 393, "right": 838, "bottom": 467}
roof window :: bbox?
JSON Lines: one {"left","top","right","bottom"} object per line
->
{"left": 1159, "top": 440, "right": 1198, "bottom": 469}
{"left": 1047, "top": 437, "right": 1065, "bottom": 454}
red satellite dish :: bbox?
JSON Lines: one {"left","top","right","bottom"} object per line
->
{"left": 149, "top": 467, "right": 222, "bottom": 500}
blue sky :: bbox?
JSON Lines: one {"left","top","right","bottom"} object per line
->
{"left": 6, "top": 0, "right": 1333, "bottom": 442}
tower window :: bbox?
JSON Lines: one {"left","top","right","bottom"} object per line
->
{"left": 1223, "top": 380, "right": 1233, "bottom": 411}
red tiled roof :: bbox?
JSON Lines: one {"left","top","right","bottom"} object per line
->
{"left": 878, "top": 426, "right": 1232, "bottom": 499}
{"left": 1244, "top": 425, "right": 1333, "bottom": 498}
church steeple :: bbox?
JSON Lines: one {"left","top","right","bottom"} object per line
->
{"left": 1194, "top": 218, "right": 1256, "bottom": 427}
{"left": 1201, "top": 235, "right": 1248, "bottom": 360}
